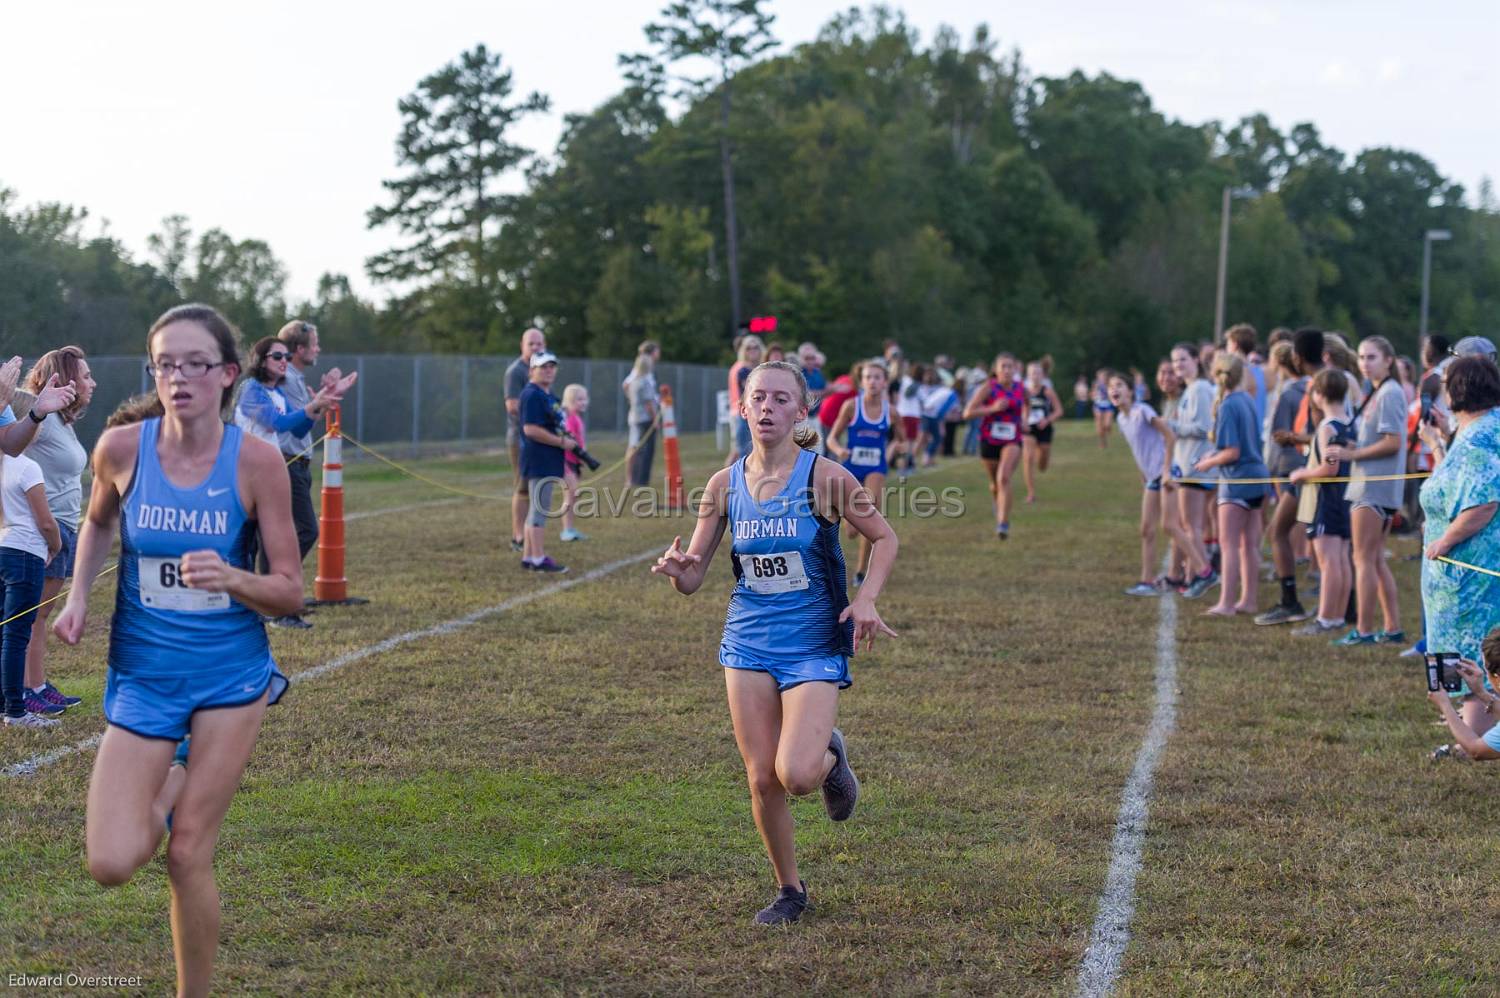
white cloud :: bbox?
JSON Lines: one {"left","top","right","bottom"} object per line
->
{"left": 1320, "top": 61, "right": 1363, "bottom": 87}
{"left": 1379, "top": 58, "right": 1404, "bottom": 82}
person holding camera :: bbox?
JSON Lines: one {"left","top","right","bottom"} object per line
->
{"left": 1428, "top": 628, "right": 1500, "bottom": 761}
{"left": 518, "top": 352, "right": 576, "bottom": 574}
{"left": 1419, "top": 356, "right": 1500, "bottom": 751}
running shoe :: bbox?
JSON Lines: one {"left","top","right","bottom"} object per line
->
{"left": 510, "top": 537, "right": 524, "bottom": 552}
{"left": 3, "top": 712, "right": 58, "bottom": 729}
{"left": 1124, "top": 582, "right": 1161, "bottom": 597}
{"left": 270, "top": 615, "right": 313, "bottom": 630}
{"left": 22, "top": 691, "right": 65, "bottom": 715}
{"left": 753, "top": 881, "right": 809, "bottom": 926}
{"left": 996, "top": 522, "right": 1009, "bottom": 540}
{"left": 1432, "top": 743, "right": 1470, "bottom": 762}
{"left": 559, "top": 527, "right": 587, "bottom": 542}
{"left": 822, "top": 728, "right": 859, "bottom": 822}
{"left": 1157, "top": 576, "right": 1186, "bottom": 591}
{"left": 1332, "top": 629, "right": 1378, "bottom": 647}
{"left": 1399, "top": 638, "right": 1428, "bottom": 659}
{"left": 1254, "top": 603, "right": 1311, "bottom": 626}
{"left": 531, "top": 557, "right": 568, "bottom": 574}
{"left": 1292, "top": 620, "right": 1343, "bottom": 637}
{"left": 1375, "top": 630, "right": 1407, "bottom": 645}
{"left": 38, "top": 683, "right": 81, "bottom": 707}
{"left": 1181, "top": 572, "right": 1218, "bottom": 600}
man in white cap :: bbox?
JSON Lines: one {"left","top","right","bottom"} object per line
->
{"left": 506, "top": 328, "right": 547, "bottom": 551}
{"left": 517, "top": 351, "right": 576, "bottom": 573}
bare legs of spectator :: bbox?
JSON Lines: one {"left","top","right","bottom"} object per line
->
{"left": 1312, "top": 535, "right": 1351, "bottom": 623}
{"left": 1350, "top": 506, "right": 1400, "bottom": 635}
{"left": 1209, "top": 502, "right": 1261, "bottom": 614}
{"left": 1175, "top": 486, "right": 1212, "bottom": 578}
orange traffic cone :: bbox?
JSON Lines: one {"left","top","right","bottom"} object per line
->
{"left": 659, "top": 384, "right": 684, "bottom": 511}
{"left": 312, "top": 406, "right": 367, "bottom": 606}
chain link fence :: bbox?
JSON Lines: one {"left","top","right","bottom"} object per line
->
{"left": 64, "top": 354, "right": 728, "bottom": 452}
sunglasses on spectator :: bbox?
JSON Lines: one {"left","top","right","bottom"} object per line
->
{"left": 267, "top": 351, "right": 291, "bottom": 361}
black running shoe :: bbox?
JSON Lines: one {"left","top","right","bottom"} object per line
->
{"left": 822, "top": 728, "right": 859, "bottom": 821}
{"left": 753, "top": 881, "right": 809, "bottom": 926}
{"left": 1254, "top": 603, "right": 1311, "bottom": 626}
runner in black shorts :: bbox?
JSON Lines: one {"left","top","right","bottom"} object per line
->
{"left": 1021, "top": 361, "right": 1061, "bottom": 504}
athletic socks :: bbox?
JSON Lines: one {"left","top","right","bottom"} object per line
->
{"left": 1279, "top": 576, "right": 1298, "bottom": 607}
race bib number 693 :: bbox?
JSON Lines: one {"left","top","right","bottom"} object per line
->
{"left": 743, "top": 551, "right": 810, "bottom": 594}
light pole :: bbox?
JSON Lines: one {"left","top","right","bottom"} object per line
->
{"left": 1420, "top": 228, "right": 1452, "bottom": 340}
{"left": 1213, "top": 186, "right": 1259, "bottom": 345}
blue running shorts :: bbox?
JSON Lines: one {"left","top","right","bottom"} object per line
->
{"left": 104, "top": 659, "right": 288, "bottom": 741}
{"left": 720, "top": 648, "right": 852, "bottom": 692}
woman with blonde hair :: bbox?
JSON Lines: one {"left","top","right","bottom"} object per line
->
{"left": 727, "top": 335, "right": 765, "bottom": 465}
{"left": 624, "top": 351, "right": 658, "bottom": 488}
{"left": 18, "top": 347, "right": 96, "bottom": 713}
{"left": 1193, "top": 352, "right": 1271, "bottom": 615}
{"left": 652, "top": 359, "right": 898, "bottom": 925}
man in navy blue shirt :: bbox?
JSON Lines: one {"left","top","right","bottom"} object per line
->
{"left": 519, "top": 352, "right": 576, "bottom": 573}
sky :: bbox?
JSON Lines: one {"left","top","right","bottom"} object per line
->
{"left": 4, "top": 0, "right": 1495, "bottom": 304}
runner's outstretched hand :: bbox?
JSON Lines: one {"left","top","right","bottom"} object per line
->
{"left": 651, "top": 535, "right": 700, "bottom": 581}
{"left": 839, "top": 597, "right": 898, "bottom": 653}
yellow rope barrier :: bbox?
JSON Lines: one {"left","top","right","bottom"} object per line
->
{"left": 0, "top": 432, "right": 331, "bottom": 630}
{"left": 338, "top": 414, "right": 662, "bottom": 500}
{"left": 1171, "top": 471, "right": 1432, "bottom": 487}
{"left": 1437, "top": 555, "right": 1500, "bottom": 580}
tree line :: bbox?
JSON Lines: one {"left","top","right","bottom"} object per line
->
{"left": 3, "top": 3, "right": 1496, "bottom": 378}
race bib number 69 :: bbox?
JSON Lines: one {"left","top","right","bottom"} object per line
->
{"left": 139, "top": 556, "right": 231, "bottom": 612}
{"left": 743, "top": 551, "right": 810, "bottom": 594}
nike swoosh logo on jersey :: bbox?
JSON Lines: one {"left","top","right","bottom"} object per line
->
{"left": 206, "top": 487, "right": 229, "bottom": 497}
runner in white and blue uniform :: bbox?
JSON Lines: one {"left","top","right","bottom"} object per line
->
{"left": 53, "top": 304, "right": 308, "bottom": 998}
{"left": 653, "top": 360, "right": 899, "bottom": 927}
{"left": 827, "top": 359, "right": 904, "bottom": 587}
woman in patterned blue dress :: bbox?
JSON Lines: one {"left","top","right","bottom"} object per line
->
{"left": 1419, "top": 357, "right": 1500, "bottom": 745}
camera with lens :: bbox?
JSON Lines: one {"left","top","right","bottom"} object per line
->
{"left": 1425, "top": 652, "right": 1464, "bottom": 694}
{"left": 562, "top": 431, "right": 601, "bottom": 473}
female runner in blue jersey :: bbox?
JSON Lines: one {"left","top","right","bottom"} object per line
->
{"left": 826, "top": 358, "right": 906, "bottom": 587}
{"left": 652, "top": 360, "right": 899, "bottom": 926}
{"left": 53, "top": 304, "right": 308, "bottom": 998}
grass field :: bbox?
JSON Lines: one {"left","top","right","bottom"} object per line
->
{"left": 2, "top": 421, "right": 1497, "bottom": 995}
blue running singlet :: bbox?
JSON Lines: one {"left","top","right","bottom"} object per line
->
{"left": 842, "top": 394, "right": 889, "bottom": 484}
{"left": 111, "top": 418, "right": 272, "bottom": 678}
{"left": 720, "top": 449, "right": 854, "bottom": 689}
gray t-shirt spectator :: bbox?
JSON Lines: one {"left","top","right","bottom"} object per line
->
{"left": 505, "top": 357, "right": 530, "bottom": 441}
{"left": 628, "top": 372, "right": 658, "bottom": 425}
{"left": 26, "top": 413, "right": 86, "bottom": 529}
{"left": 1168, "top": 378, "right": 1216, "bottom": 477}
{"left": 277, "top": 364, "right": 314, "bottom": 457}
{"left": 1345, "top": 378, "right": 1408, "bottom": 510}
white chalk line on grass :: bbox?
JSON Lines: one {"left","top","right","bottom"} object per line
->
{"left": 2, "top": 547, "right": 660, "bottom": 779}
{"left": 1075, "top": 580, "right": 1180, "bottom": 998}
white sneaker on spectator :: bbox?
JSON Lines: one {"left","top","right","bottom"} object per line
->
{"left": 4, "top": 713, "right": 59, "bottom": 729}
